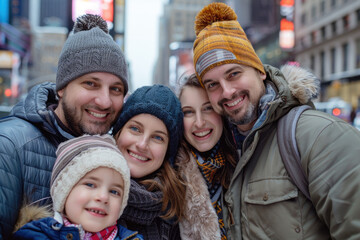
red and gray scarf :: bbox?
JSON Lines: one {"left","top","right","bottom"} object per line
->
{"left": 63, "top": 217, "right": 118, "bottom": 240}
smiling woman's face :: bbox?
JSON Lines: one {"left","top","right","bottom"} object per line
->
{"left": 116, "top": 113, "right": 169, "bottom": 178}
{"left": 180, "top": 86, "right": 223, "bottom": 152}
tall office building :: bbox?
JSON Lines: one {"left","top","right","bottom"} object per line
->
{"left": 295, "top": 0, "right": 360, "bottom": 105}
{"left": 153, "top": 0, "right": 210, "bottom": 88}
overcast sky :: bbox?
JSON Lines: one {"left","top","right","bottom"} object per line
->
{"left": 125, "top": 0, "right": 166, "bottom": 92}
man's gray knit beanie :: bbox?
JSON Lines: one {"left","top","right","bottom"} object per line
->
{"left": 56, "top": 14, "right": 128, "bottom": 95}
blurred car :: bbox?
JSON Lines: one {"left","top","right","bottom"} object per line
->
{"left": 354, "top": 112, "right": 360, "bottom": 130}
{"left": 314, "top": 97, "right": 352, "bottom": 123}
{"left": 0, "top": 105, "right": 12, "bottom": 118}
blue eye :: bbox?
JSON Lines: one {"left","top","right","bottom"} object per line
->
{"left": 130, "top": 126, "right": 139, "bottom": 132}
{"left": 111, "top": 86, "right": 124, "bottom": 95}
{"left": 153, "top": 135, "right": 164, "bottom": 141}
{"left": 229, "top": 71, "right": 240, "bottom": 78}
{"left": 85, "top": 81, "right": 95, "bottom": 87}
{"left": 84, "top": 183, "right": 94, "bottom": 188}
{"left": 204, "top": 105, "right": 213, "bottom": 111}
{"left": 206, "top": 82, "right": 219, "bottom": 90}
{"left": 183, "top": 110, "right": 193, "bottom": 116}
{"left": 110, "top": 190, "right": 120, "bottom": 196}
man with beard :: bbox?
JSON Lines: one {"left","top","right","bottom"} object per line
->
{"left": 0, "top": 14, "right": 128, "bottom": 239}
{"left": 192, "top": 3, "right": 360, "bottom": 239}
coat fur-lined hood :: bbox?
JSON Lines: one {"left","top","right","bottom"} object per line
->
{"left": 279, "top": 64, "right": 320, "bottom": 104}
{"left": 13, "top": 204, "right": 53, "bottom": 233}
{"left": 178, "top": 153, "right": 221, "bottom": 240}
{"left": 262, "top": 64, "right": 320, "bottom": 123}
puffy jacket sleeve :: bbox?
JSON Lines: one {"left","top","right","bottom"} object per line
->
{"left": 298, "top": 110, "right": 360, "bottom": 239}
{"left": 0, "top": 132, "right": 23, "bottom": 239}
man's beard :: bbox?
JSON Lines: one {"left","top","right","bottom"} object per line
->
{"left": 61, "top": 100, "right": 111, "bottom": 136}
{"left": 225, "top": 101, "right": 257, "bottom": 126}
{"left": 218, "top": 91, "right": 258, "bottom": 126}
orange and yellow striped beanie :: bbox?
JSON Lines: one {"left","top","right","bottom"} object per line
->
{"left": 193, "top": 2, "right": 265, "bottom": 86}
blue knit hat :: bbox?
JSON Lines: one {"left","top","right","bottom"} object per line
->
{"left": 113, "top": 85, "right": 183, "bottom": 166}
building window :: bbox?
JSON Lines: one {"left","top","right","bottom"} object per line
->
{"left": 311, "top": 6, "right": 316, "bottom": 20}
{"left": 310, "top": 55, "right": 315, "bottom": 71}
{"left": 343, "top": 15, "right": 349, "bottom": 30}
{"left": 356, "top": 39, "right": 360, "bottom": 68}
{"left": 331, "top": 0, "right": 336, "bottom": 7}
{"left": 331, "top": 21, "right": 337, "bottom": 35}
{"left": 330, "top": 47, "right": 336, "bottom": 73}
{"left": 300, "top": 37, "right": 305, "bottom": 48}
{"left": 320, "top": 1, "right": 325, "bottom": 15}
{"left": 320, "top": 51, "right": 325, "bottom": 79}
{"left": 321, "top": 26, "right": 326, "bottom": 40}
{"left": 301, "top": 13, "right": 306, "bottom": 26}
{"left": 311, "top": 31, "right": 317, "bottom": 44}
{"left": 356, "top": 9, "right": 360, "bottom": 24}
{"left": 343, "top": 43, "right": 349, "bottom": 71}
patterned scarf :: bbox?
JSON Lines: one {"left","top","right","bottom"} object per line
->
{"left": 191, "top": 142, "right": 227, "bottom": 240}
{"left": 63, "top": 217, "right": 118, "bottom": 240}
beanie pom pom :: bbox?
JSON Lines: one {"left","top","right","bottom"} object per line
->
{"left": 195, "top": 2, "right": 237, "bottom": 36}
{"left": 73, "top": 14, "right": 109, "bottom": 34}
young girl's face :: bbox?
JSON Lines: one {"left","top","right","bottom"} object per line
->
{"left": 180, "top": 86, "right": 223, "bottom": 152}
{"left": 65, "top": 167, "right": 124, "bottom": 233}
{"left": 116, "top": 113, "right": 169, "bottom": 178}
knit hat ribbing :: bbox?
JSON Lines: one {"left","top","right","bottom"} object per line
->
{"left": 193, "top": 3, "right": 265, "bottom": 86}
{"left": 50, "top": 134, "right": 130, "bottom": 218}
{"left": 112, "top": 85, "right": 183, "bottom": 166}
{"left": 56, "top": 14, "right": 128, "bottom": 95}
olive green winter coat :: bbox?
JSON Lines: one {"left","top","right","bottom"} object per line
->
{"left": 224, "top": 65, "right": 360, "bottom": 239}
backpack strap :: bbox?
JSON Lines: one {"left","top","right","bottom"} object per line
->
{"left": 277, "top": 105, "right": 312, "bottom": 201}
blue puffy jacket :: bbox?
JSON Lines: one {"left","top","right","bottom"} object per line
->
{"left": 0, "top": 82, "right": 74, "bottom": 239}
{"left": 13, "top": 216, "right": 144, "bottom": 240}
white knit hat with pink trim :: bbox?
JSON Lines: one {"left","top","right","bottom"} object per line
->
{"left": 50, "top": 134, "right": 130, "bottom": 218}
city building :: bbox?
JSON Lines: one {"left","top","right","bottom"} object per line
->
{"left": 153, "top": 0, "right": 210, "bottom": 90}
{"left": 0, "top": 0, "right": 126, "bottom": 107}
{"left": 295, "top": 0, "right": 360, "bottom": 108}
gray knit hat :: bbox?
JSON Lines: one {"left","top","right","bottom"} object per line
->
{"left": 113, "top": 85, "right": 183, "bottom": 166}
{"left": 56, "top": 14, "right": 128, "bottom": 95}
{"left": 50, "top": 134, "right": 130, "bottom": 218}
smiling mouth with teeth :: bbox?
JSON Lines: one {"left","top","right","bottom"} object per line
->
{"left": 88, "top": 110, "right": 107, "bottom": 118}
{"left": 87, "top": 208, "right": 106, "bottom": 215}
{"left": 225, "top": 96, "right": 244, "bottom": 107}
{"left": 129, "top": 151, "right": 149, "bottom": 161}
{"left": 193, "top": 130, "right": 211, "bottom": 137}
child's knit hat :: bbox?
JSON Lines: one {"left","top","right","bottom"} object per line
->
{"left": 112, "top": 84, "right": 183, "bottom": 166}
{"left": 50, "top": 134, "right": 130, "bottom": 218}
{"left": 56, "top": 14, "right": 128, "bottom": 95}
{"left": 193, "top": 2, "right": 265, "bottom": 86}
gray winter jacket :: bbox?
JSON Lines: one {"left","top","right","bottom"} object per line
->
{"left": 0, "top": 82, "right": 73, "bottom": 239}
{"left": 224, "top": 65, "right": 360, "bottom": 239}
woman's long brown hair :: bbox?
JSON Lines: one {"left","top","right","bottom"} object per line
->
{"left": 177, "top": 73, "right": 237, "bottom": 189}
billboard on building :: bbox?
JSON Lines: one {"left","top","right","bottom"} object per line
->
{"left": 72, "top": 0, "right": 114, "bottom": 29}
{"left": 169, "top": 41, "right": 194, "bottom": 93}
{"left": 279, "top": 0, "right": 294, "bottom": 50}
